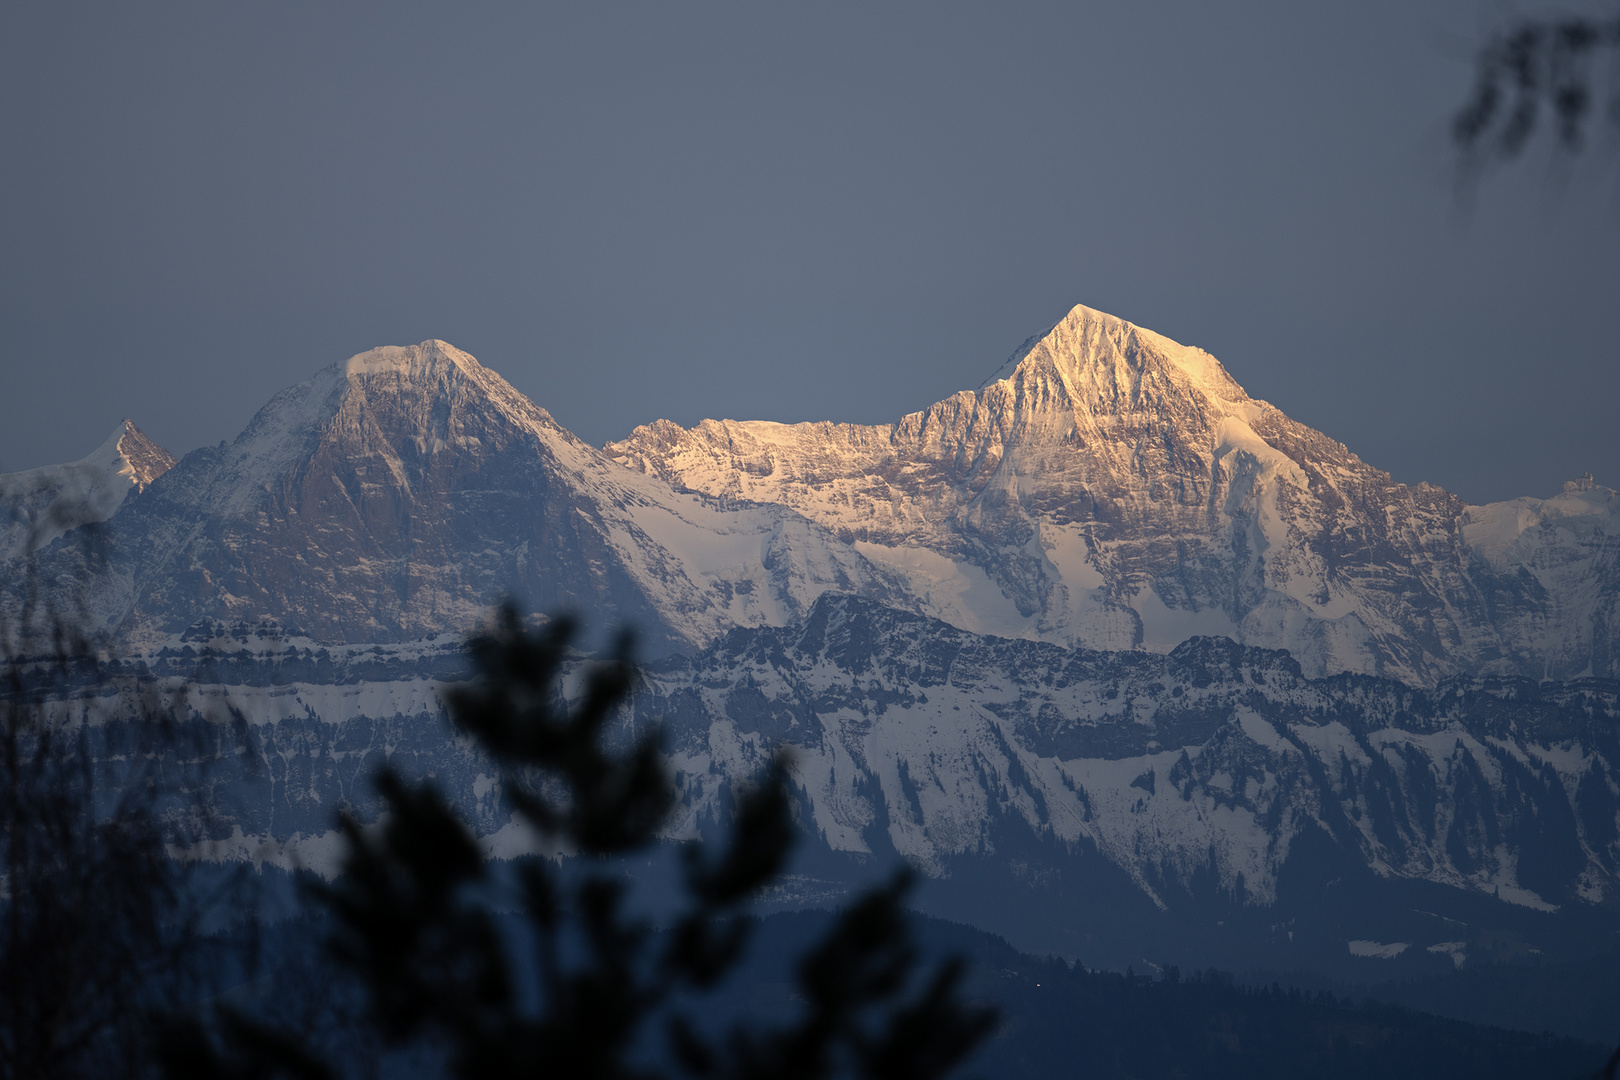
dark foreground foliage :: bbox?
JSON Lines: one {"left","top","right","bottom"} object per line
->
{"left": 0, "top": 529, "right": 239, "bottom": 1080}
{"left": 0, "top": 638, "right": 187, "bottom": 1079}
{"left": 160, "top": 606, "right": 996, "bottom": 1080}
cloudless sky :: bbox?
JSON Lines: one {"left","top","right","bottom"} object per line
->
{"left": 1, "top": 0, "right": 1615, "bottom": 504}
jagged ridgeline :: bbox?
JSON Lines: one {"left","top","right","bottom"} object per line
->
{"left": 3, "top": 304, "right": 1618, "bottom": 983}
{"left": 35, "top": 595, "right": 1620, "bottom": 979}
{"left": 5, "top": 306, "right": 1616, "bottom": 680}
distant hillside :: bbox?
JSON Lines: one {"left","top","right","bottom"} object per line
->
{"left": 219, "top": 889, "right": 1609, "bottom": 1080}
{"left": 722, "top": 910, "right": 1609, "bottom": 1080}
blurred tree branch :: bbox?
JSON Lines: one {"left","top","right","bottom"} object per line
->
{"left": 1454, "top": 9, "right": 1620, "bottom": 171}
{"left": 1, "top": 522, "right": 241, "bottom": 1080}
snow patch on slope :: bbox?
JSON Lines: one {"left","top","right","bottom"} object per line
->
{"left": 854, "top": 542, "right": 1037, "bottom": 640}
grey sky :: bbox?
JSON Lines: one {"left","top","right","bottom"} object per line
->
{"left": 1, "top": 1, "right": 1615, "bottom": 505}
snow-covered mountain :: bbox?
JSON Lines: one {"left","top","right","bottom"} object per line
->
{"left": 3, "top": 341, "right": 908, "bottom": 652}
{"left": 5, "top": 313, "right": 1617, "bottom": 973}
{"left": 9, "top": 313, "right": 1612, "bottom": 683}
{"left": 608, "top": 304, "right": 1619, "bottom": 685}
{"left": 1462, "top": 475, "right": 1620, "bottom": 680}
{"left": 0, "top": 420, "right": 173, "bottom": 560}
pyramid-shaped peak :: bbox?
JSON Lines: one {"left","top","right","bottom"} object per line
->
{"left": 1039, "top": 302, "right": 1191, "bottom": 353}
{"left": 991, "top": 303, "right": 1250, "bottom": 407}
{"left": 71, "top": 419, "right": 173, "bottom": 489}
{"left": 108, "top": 419, "right": 175, "bottom": 490}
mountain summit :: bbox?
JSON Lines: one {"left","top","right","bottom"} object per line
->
{"left": 609, "top": 304, "right": 1619, "bottom": 683}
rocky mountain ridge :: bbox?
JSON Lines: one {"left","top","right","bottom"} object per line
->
{"left": 607, "top": 304, "right": 1619, "bottom": 685}
{"left": 6, "top": 310, "right": 1613, "bottom": 686}
{"left": 44, "top": 595, "right": 1620, "bottom": 974}
{"left": 644, "top": 594, "right": 1620, "bottom": 917}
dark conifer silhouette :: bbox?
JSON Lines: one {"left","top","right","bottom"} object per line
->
{"left": 163, "top": 604, "right": 996, "bottom": 1079}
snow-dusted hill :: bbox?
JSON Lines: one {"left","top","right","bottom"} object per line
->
{"left": 643, "top": 595, "right": 1620, "bottom": 914}
{"left": 52, "top": 597, "right": 1620, "bottom": 972}
{"left": 0, "top": 419, "right": 173, "bottom": 560}
{"left": 608, "top": 304, "right": 1619, "bottom": 685}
